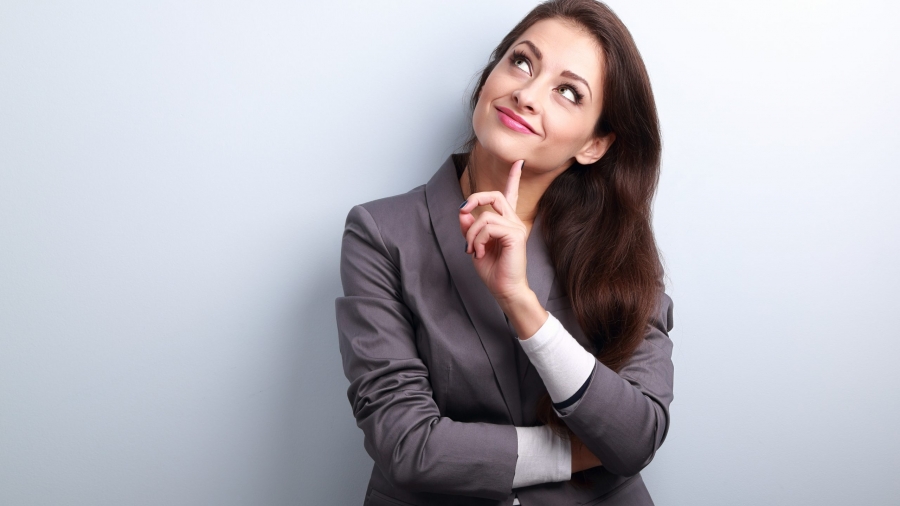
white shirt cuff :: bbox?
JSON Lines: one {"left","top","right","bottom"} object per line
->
{"left": 513, "top": 425, "right": 572, "bottom": 488}
{"left": 517, "top": 312, "right": 596, "bottom": 405}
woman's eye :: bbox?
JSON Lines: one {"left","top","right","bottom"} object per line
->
{"left": 557, "top": 86, "right": 577, "bottom": 103}
{"left": 513, "top": 58, "right": 530, "bottom": 74}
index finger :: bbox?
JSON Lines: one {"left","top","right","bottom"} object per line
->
{"left": 504, "top": 159, "right": 524, "bottom": 211}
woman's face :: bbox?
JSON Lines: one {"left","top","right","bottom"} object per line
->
{"left": 473, "top": 18, "right": 611, "bottom": 173}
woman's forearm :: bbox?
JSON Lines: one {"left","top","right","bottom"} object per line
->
{"left": 513, "top": 426, "right": 604, "bottom": 487}
{"left": 513, "top": 425, "right": 571, "bottom": 488}
{"left": 496, "top": 288, "right": 550, "bottom": 340}
{"left": 501, "top": 292, "right": 597, "bottom": 406}
{"left": 501, "top": 291, "right": 603, "bottom": 477}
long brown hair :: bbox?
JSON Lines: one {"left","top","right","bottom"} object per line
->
{"left": 462, "top": 0, "right": 663, "bottom": 431}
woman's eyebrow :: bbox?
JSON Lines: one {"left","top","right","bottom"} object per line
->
{"left": 515, "top": 40, "right": 593, "bottom": 100}
{"left": 516, "top": 40, "right": 543, "bottom": 60}
{"left": 562, "top": 70, "right": 592, "bottom": 100}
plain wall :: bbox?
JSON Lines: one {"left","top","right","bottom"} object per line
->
{"left": 1, "top": 1, "right": 898, "bottom": 504}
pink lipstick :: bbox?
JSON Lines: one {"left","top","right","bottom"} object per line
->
{"left": 496, "top": 106, "right": 536, "bottom": 135}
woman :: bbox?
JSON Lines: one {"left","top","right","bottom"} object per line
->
{"left": 335, "top": 1, "right": 674, "bottom": 504}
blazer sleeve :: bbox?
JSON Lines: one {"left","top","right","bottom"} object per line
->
{"left": 557, "top": 290, "right": 675, "bottom": 477}
{"left": 334, "top": 205, "right": 518, "bottom": 500}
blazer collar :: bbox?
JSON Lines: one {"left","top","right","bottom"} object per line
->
{"left": 425, "top": 154, "right": 556, "bottom": 425}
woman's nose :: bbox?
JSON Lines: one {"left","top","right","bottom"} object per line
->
{"left": 512, "top": 82, "right": 541, "bottom": 114}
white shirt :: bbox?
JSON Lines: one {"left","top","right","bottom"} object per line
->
{"left": 511, "top": 311, "right": 597, "bottom": 503}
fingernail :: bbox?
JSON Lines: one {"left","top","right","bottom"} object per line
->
{"left": 521, "top": 160, "right": 526, "bottom": 171}
{"left": 459, "top": 199, "right": 468, "bottom": 209}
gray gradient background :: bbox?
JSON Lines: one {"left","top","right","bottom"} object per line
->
{"left": 1, "top": 1, "right": 898, "bottom": 504}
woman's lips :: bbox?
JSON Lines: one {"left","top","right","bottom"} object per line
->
{"left": 496, "top": 106, "right": 536, "bottom": 135}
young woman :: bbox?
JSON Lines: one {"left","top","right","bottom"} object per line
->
{"left": 335, "top": 1, "right": 674, "bottom": 504}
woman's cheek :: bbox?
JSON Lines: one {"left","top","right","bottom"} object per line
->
{"left": 545, "top": 121, "right": 585, "bottom": 156}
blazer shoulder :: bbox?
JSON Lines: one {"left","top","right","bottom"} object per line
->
{"left": 344, "top": 184, "right": 431, "bottom": 240}
{"left": 358, "top": 183, "right": 426, "bottom": 218}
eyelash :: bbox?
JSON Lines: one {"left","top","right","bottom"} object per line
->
{"left": 508, "top": 50, "right": 585, "bottom": 105}
{"left": 558, "top": 82, "right": 585, "bottom": 105}
{"left": 509, "top": 50, "right": 532, "bottom": 75}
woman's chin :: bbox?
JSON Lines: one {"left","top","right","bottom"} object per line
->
{"left": 474, "top": 133, "right": 532, "bottom": 165}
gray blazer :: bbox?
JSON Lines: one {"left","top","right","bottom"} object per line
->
{"left": 335, "top": 154, "right": 675, "bottom": 506}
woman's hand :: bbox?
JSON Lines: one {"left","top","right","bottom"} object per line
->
{"left": 571, "top": 435, "right": 603, "bottom": 473}
{"left": 459, "top": 159, "right": 529, "bottom": 303}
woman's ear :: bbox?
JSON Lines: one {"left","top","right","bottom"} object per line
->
{"left": 575, "top": 132, "right": 616, "bottom": 165}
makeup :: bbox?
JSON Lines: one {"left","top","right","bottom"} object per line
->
{"left": 496, "top": 106, "right": 536, "bottom": 135}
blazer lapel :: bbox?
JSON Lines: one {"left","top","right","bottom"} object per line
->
{"left": 519, "top": 211, "right": 555, "bottom": 384}
{"left": 425, "top": 154, "right": 557, "bottom": 425}
{"left": 524, "top": 212, "right": 554, "bottom": 312}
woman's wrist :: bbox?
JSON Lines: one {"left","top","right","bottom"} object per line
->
{"left": 571, "top": 436, "right": 603, "bottom": 473}
{"left": 497, "top": 289, "right": 548, "bottom": 340}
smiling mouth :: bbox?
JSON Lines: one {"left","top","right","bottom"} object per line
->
{"left": 495, "top": 106, "right": 536, "bottom": 135}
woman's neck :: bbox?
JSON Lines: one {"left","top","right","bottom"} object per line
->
{"left": 459, "top": 142, "right": 563, "bottom": 229}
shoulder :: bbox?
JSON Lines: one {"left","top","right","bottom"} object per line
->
{"left": 344, "top": 153, "right": 462, "bottom": 233}
{"left": 347, "top": 183, "right": 428, "bottom": 231}
{"left": 656, "top": 290, "right": 674, "bottom": 334}
{"left": 342, "top": 183, "right": 434, "bottom": 260}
